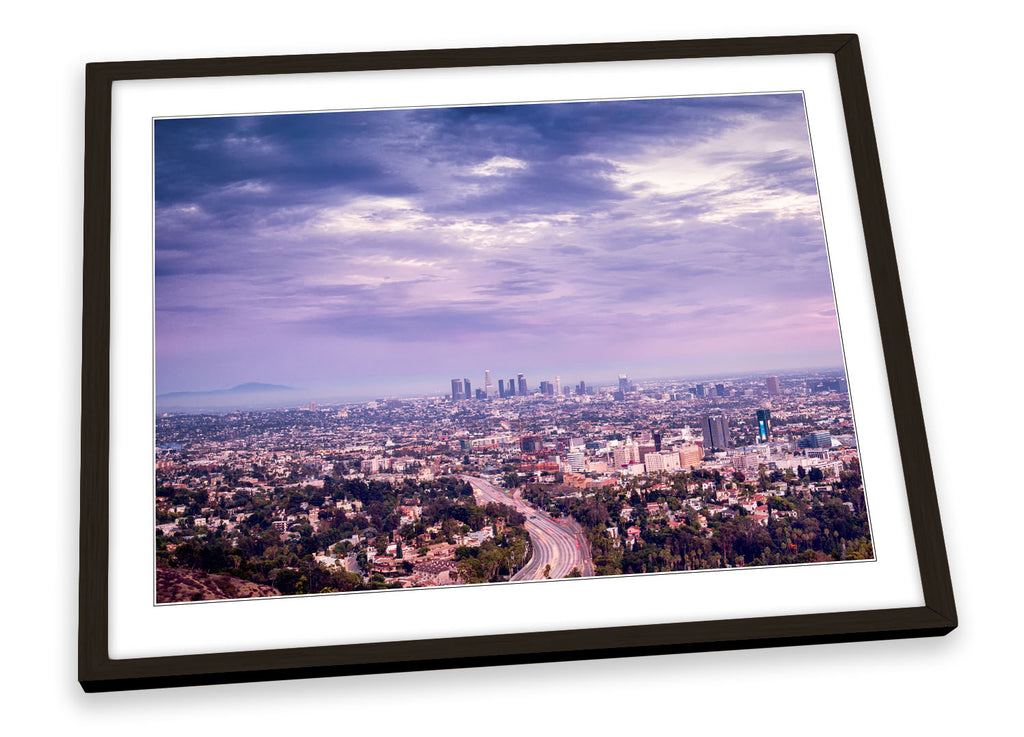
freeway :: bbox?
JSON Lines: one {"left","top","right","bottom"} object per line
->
{"left": 463, "top": 476, "right": 594, "bottom": 581}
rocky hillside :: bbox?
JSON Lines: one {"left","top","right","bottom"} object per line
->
{"left": 157, "top": 566, "right": 281, "bottom": 603}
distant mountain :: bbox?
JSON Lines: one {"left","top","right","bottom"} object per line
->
{"left": 156, "top": 382, "right": 301, "bottom": 412}
{"left": 226, "top": 382, "right": 292, "bottom": 394}
{"left": 157, "top": 382, "right": 292, "bottom": 400}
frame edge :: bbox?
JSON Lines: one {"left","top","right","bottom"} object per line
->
{"left": 832, "top": 35, "right": 957, "bottom": 628}
{"left": 80, "top": 61, "right": 115, "bottom": 688}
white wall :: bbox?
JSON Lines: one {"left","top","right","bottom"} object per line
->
{"left": 2, "top": 1, "right": 1017, "bottom": 733}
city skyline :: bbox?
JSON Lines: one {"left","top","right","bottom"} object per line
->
{"left": 155, "top": 363, "right": 848, "bottom": 411}
{"left": 156, "top": 92, "right": 841, "bottom": 398}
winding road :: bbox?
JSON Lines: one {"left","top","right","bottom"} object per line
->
{"left": 464, "top": 476, "right": 594, "bottom": 581}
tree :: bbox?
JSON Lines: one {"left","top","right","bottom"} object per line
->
{"left": 273, "top": 568, "right": 303, "bottom": 595}
{"left": 845, "top": 537, "right": 874, "bottom": 560}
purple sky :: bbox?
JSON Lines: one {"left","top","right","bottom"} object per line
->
{"left": 155, "top": 93, "right": 843, "bottom": 399}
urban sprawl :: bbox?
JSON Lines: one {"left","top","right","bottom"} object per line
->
{"left": 155, "top": 370, "right": 872, "bottom": 603}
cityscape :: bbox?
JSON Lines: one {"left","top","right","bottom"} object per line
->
{"left": 154, "top": 367, "right": 871, "bottom": 602}
{"left": 152, "top": 91, "right": 869, "bottom": 602}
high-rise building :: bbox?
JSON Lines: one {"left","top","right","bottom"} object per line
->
{"left": 694, "top": 383, "right": 706, "bottom": 398}
{"left": 618, "top": 375, "right": 630, "bottom": 393}
{"left": 498, "top": 379, "right": 506, "bottom": 398}
{"left": 613, "top": 444, "right": 641, "bottom": 467}
{"left": 818, "top": 377, "right": 848, "bottom": 393}
{"left": 765, "top": 375, "right": 781, "bottom": 395}
{"left": 677, "top": 444, "right": 703, "bottom": 468}
{"left": 715, "top": 383, "right": 726, "bottom": 397}
{"left": 799, "top": 431, "right": 832, "bottom": 449}
{"left": 576, "top": 380, "right": 586, "bottom": 396}
{"left": 756, "top": 409, "right": 772, "bottom": 442}
{"left": 517, "top": 373, "right": 527, "bottom": 396}
{"left": 463, "top": 378, "right": 471, "bottom": 399}
{"left": 484, "top": 369, "right": 493, "bottom": 397}
{"left": 555, "top": 375, "right": 562, "bottom": 396}
{"left": 645, "top": 451, "right": 681, "bottom": 474}
{"left": 507, "top": 378, "right": 515, "bottom": 396}
{"left": 702, "top": 413, "right": 732, "bottom": 450}
{"left": 521, "top": 436, "right": 544, "bottom": 454}
{"left": 450, "top": 378, "right": 464, "bottom": 400}
{"left": 566, "top": 451, "right": 586, "bottom": 472}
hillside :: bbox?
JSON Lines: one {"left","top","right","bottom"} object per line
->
{"left": 156, "top": 566, "right": 281, "bottom": 603}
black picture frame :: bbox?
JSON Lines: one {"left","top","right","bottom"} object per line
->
{"left": 80, "top": 33, "right": 956, "bottom": 692}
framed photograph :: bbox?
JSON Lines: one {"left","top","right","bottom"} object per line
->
{"left": 80, "top": 33, "right": 956, "bottom": 692}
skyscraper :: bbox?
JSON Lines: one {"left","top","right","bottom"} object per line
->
{"left": 450, "top": 378, "right": 463, "bottom": 400}
{"left": 498, "top": 379, "right": 506, "bottom": 398}
{"left": 756, "top": 409, "right": 772, "bottom": 442}
{"left": 619, "top": 375, "right": 630, "bottom": 393}
{"left": 463, "top": 377, "right": 471, "bottom": 399}
{"left": 694, "top": 383, "right": 706, "bottom": 398}
{"left": 715, "top": 383, "right": 726, "bottom": 397}
{"left": 517, "top": 373, "right": 527, "bottom": 396}
{"left": 484, "top": 369, "right": 493, "bottom": 398}
{"left": 765, "top": 375, "right": 781, "bottom": 395}
{"left": 555, "top": 375, "right": 562, "bottom": 396}
{"left": 702, "top": 413, "right": 732, "bottom": 450}
{"left": 507, "top": 378, "right": 515, "bottom": 397}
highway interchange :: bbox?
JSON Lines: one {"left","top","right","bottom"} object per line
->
{"left": 464, "top": 476, "right": 594, "bottom": 581}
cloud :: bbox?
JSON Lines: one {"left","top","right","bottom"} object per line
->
{"left": 470, "top": 155, "right": 528, "bottom": 176}
{"left": 155, "top": 92, "right": 841, "bottom": 393}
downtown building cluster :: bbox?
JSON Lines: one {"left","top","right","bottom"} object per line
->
{"left": 451, "top": 370, "right": 591, "bottom": 401}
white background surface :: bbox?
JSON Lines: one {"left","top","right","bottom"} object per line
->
{"left": 1, "top": 1, "right": 1018, "bottom": 733}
